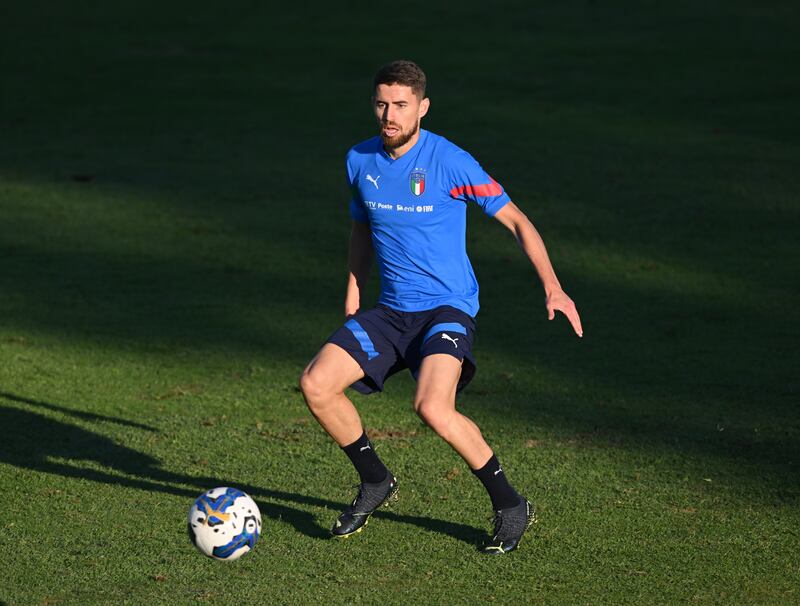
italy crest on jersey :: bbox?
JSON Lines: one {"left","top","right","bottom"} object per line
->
{"left": 410, "top": 170, "right": 425, "bottom": 196}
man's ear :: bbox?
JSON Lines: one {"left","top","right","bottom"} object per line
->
{"left": 419, "top": 97, "right": 430, "bottom": 119}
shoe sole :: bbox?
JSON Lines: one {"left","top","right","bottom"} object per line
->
{"left": 331, "top": 484, "right": 399, "bottom": 539}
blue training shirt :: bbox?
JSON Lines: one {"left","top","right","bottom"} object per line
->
{"left": 347, "top": 129, "right": 511, "bottom": 317}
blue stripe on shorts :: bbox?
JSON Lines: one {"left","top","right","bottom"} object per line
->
{"left": 345, "top": 319, "right": 380, "bottom": 360}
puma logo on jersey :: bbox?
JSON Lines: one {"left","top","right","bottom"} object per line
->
{"left": 366, "top": 174, "right": 381, "bottom": 189}
{"left": 441, "top": 333, "right": 459, "bottom": 348}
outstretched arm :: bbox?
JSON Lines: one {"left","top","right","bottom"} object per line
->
{"left": 344, "top": 220, "right": 374, "bottom": 318}
{"left": 493, "top": 202, "right": 583, "bottom": 337}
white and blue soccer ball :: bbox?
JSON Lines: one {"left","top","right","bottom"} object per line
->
{"left": 188, "top": 487, "right": 262, "bottom": 560}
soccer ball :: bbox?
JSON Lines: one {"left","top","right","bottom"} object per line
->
{"left": 187, "top": 487, "right": 262, "bottom": 560}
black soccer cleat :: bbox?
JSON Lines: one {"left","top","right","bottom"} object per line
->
{"left": 331, "top": 474, "right": 398, "bottom": 538}
{"left": 482, "top": 498, "right": 537, "bottom": 554}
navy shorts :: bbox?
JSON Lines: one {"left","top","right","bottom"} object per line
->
{"left": 326, "top": 304, "right": 477, "bottom": 395}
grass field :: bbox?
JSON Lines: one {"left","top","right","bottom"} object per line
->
{"left": 1, "top": 1, "right": 799, "bottom": 604}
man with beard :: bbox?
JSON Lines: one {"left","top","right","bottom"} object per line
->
{"left": 299, "top": 60, "right": 582, "bottom": 554}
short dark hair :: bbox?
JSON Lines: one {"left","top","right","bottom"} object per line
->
{"left": 373, "top": 60, "right": 427, "bottom": 99}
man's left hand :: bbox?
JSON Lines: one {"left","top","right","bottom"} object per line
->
{"left": 546, "top": 289, "right": 583, "bottom": 337}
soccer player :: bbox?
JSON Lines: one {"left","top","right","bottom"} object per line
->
{"left": 300, "top": 60, "right": 582, "bottom": 554}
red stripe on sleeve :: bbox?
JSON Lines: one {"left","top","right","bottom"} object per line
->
{"left": 449, "top": 177, "right": 502, "bottom": 199}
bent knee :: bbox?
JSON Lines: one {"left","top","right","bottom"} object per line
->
{"left": 299, "top": 370, "right": 322, "bottom": 401}
{"left": 299, "top": 368, "right": 340, "bottom": 405}
{"left": 415, "top": 400, "right": 456, "bottom": 436}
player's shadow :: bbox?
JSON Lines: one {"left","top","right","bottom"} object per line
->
{"left": 0, "top": 393, "right": 483, "bottom": 546}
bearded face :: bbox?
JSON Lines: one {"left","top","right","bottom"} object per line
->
{"left": 379, "top": 118, "right": 419, "bottom": 150}
{"left": 373, "top": 83, "right": 429, "bottom": 156}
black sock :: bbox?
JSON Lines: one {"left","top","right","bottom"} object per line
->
{"left": 341, "top": 431, "right": 388, "bottom": 484}
{"left": 472, "top": 454, "right": 521, "bottom": 511}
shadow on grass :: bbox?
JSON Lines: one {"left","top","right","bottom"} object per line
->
{"left": 0, "top": 394, "right": 483, "bottom": 546}
{"left": 0, "top": 391, "right": 157, "bottom": 431}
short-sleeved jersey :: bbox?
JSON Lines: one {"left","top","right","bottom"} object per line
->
{"left": 346, "top": 129, "right": 511, "bottom": 317}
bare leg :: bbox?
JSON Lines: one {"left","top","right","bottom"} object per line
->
{"left": 413, "top": 354, "right": 493, "bottom": 469}
{"left": 299, "top": 343, "right": 366, "bottom": 447}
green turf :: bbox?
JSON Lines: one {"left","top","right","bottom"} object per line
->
{"left": 1, "top": 1, "right": 799, "bottom": 604}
